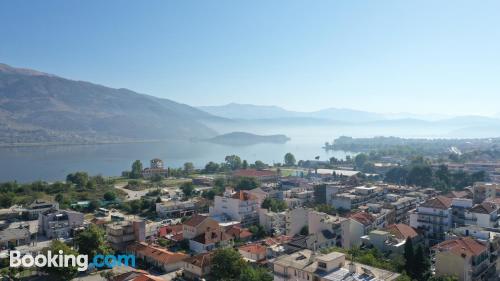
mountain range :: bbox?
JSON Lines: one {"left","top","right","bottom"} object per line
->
{"left": 2, "top": 63, "right": 500, "bottom": 145}
{"left": 0, "top": 63, "right": 219, "bottom": 144}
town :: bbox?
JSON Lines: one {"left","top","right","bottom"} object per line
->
{"left": 0, "top": 148, "right": 500, "bottom": 281}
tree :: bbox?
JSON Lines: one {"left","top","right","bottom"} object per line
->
{"left": 66, "top": 172, "right": 89, "bottom": 188}
{"left": 403, "top": 237, "right": 414, "bottom": 277}
{"left": 300, "top": 225, "right": 309, "bottom": 236}
{"left": 130, "top": 160, "right": 143, "bottom": 179}
{"left": 428, "top": 276, "right": 458, "bottom": 281}
{"left": 75, "top": 224, "right": 112, "bottom": 259}
{"left": 55, "top": 193, "right": 64, "bottom": 204}
{"left": 261, "top": 198, "right": 287, "bottom": 212}
{"left": 103, "top": 191, "right": 116, "bottom": 201}
{"left": 242, "top": 160, "right": 248, "bottom": 169}
{"left": 253, "top": 160, "right": 267, "bottom": 170}
{"left": 87, "top": 200, "right": 100, "bottom": 212}
{"left": 204, "top": 161, "right": 220, "bottom": 173}
{"left": 235, "top": 177, "right": 258, "bottom": 190}
{"left": 248, "top": 224, "right": 267, "bottom": 239}
{"left": 413, "top": 245, "right": 430, "bottom": 281}
{"left": 225, "top": 155, "right": 242, "bottom": 170}
{"left": 180, "top": 182, "right": 195, "bottom": 198}
{"left": 408, "top": 165, "right": 433, "bottom": 187}
{"left": 183, "top": 162, "right": 195, "bottom": 175}
{"left": 384, "top": 167, "right": 409, "bottom": 185}
{"left": 354, "top": 153, "right": 369, "bottom": 169}
{"left": 210, "top": 248, "right": 246, "bottom": 280}
{"left": 40, "top": 240, "right": 79, "bottom": 281}
{"left": 240, "top": 266, "right": 273, "bottom": 281}
{"left": 284, "top": 153, "right": 296, "bottom": 166}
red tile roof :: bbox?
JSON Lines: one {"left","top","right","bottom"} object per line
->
{"left": 349, "top": 211, "right": 375, "bottom": 226}
{"left": 238, "top": 244, "right": 267, "bottom": 256}
{"left": 226, "top": 225, "right": 253, "bottom": 239}
{"left": 184, "top": 252, "right": 213, "bottom": 268}
{"left": 126, "top": 242, "right": 188, "bottom": 264}
{"left": 231, "top": 191, "right": 258, "bottom": 201}
{"left": 233, "top": 169, "right": 276, "bottom": 178}
{"left": 111, "top": 270, "right": 165, "bottom": 281}
{"left": 183, "top": 214, "right": 209, "bottom": 227}
{"left": 386, "top": 224, "right": 418, "bottom": 240}
{"left": 470, "top": 202, "right": 497, "bottom": 214}
{"left": 433, "top": 237, "right": 487, "bottom": 257}
{"left": 420, "top": 196, "right": 453, "bottom": 209}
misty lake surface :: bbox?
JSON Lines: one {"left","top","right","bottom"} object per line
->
{"left": 0, "top": 132, "right": 350, "bottom": 182}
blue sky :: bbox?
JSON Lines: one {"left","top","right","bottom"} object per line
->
{"left": 1, "top": 0, "right": 500, "bottom": 116}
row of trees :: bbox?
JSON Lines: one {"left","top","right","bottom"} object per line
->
{"left": 210, "top": 248, "right": 272, "bottom": 281}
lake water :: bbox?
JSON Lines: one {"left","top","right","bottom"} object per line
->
{"left": 0, "top": 134, "right": 349, "bottom": 183}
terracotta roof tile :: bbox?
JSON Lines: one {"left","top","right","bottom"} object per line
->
{"left": 386, "top": 224, "right": 418, "bottom": 240}
{"left": 433, "top": 237, "right": 487, "bottom": 257}
{"left": 126, "top": 242, "right": 188, "bottom": 264}
{"left": 238, "top": 244, "right": 267, "bottom": 255}
{"left": 470, "top": 202, "right": 497, "bottom": 214}
{"left": 183, "top": 214, "right": 208, "bottom": 227}
{"left": 184, "top": 252, "right": 213, "bottom": 268}
{"left": 349, "top": 211, "right": 375, "bottom": 226}
{"left": 420, "top": 196, "right": 452, "bottom": 209}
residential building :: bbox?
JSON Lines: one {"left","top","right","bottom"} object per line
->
{"left": 473, "top": 182, "right": 500, "bottom": 204}
{"left": 38, "top": 209, "right": 84, "bottom": 239}
{"left": 0, "top": 227, "right": 31, "bottom": 248}
{"left": 344, "top": 211, "right": 376, "bottom": 249}
{"left": 464, "top": 201, "right": 500, "bottom": 228}
{"left": 308, "top": 211, "right": 348, "bottom": 249}
{"left": 410, "top": 196, "right": 453, "bottom": 245}
{"left": 126, "top": 242, "right": 188, "bottom": 273}
{"left": 383, "top": 195, "right": 417, "bottom": 224}
{"left": 182, "top": 214, "right": 233, "bottom": 253}
{"left": 209, "top": 188, "right": 260, "bottom": 227}
{"left": 110, "top": 270, "right": 165, "bottom": 281}
{"left": 432, "top": 237, "right": 494, "bottom": 281}
{"left": 361, "top": 224, "right": 419, "bottom": 254}
{"left": 331, "top": 185, "right": 384, "bottom": 210}
{"left": 259, "top": 207, "right": 308, "bottom": 236}
{"left": 106, "top": 220, "right": 146, "bottom": 251}
{"left": 155, "top": 199, "right": 197, "bottom": 218}
{"left": 26, "top": 201, "right": 59, "bottom": 219}
{"left": 272, "top": 249, "right": 400, "bottom": 281}
{"left": 238, "top": 243, "right": 267, "bottom": 263}
{"left": 182, "top": 252, "right": 213, "bottom": 281}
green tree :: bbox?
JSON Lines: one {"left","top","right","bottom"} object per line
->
{"left": 354, "top": 153, "right": 369, "bottom": 169}
{"left": 240, "top": 266, "right": 273, "bottom": 281}
{"left": 428, "top": 275, "right": 459, "bottom": 281}
{"left": 248, "top": 224, "right": 267, "bottom": 239}
{"left": 253, "top": 160, "right": 267, "bottom": 170}
{"left": 403, "top": 237, "right": 414, "bottom": 277}
{"left": 130, "top": 160, "right": 143, "bottom": 179}
{"left": 40, "top": 240, "right": 79, "bottom": 281}
{"left": 414, "top": 245, "right": 430, "bottom": 281}
{"left": 183, "top": 162, "right": 195, "bottom": 175}
{"left": 211, "top": 248, "right": 246, "bottom": 280}
{"left": 284, "top": 153, "right": 296, "bottom": 166}
{"left": 66, "top": 172, "right": 89, "bottom": 188}
{"left": 75, "top": 224, "right": 112, "bottom": 259}
{"left": 103, "top": 191, "right": 116, "bottom": 201}
{"left": 225, "top": 155, "right": 242, "bottom": 170}
{"left": 242, "top": 160, "right": 249, "bottom": 169}
{"left": 180, "top": 182, "right": 195, "bottom": 198}
{"left": 261, "top": 198, "right": 287, "bottom": 212}
{"left": 235, "top": 177, "right": 258, "bottom": 190}
{"left": 204, "top": 161, "right": 220, "bottom": 173}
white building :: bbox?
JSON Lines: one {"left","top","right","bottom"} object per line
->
{"left": 38, "top": 209, "right": 84, "bottom": 239}
{"left": 210, "top": 188, "right": 259, "bottom": 227}
{"left": 409, "top": 196, "right": 453, "bottom": 245}
{"left": 464, "top": 201, "right": 499, "bottom": 228}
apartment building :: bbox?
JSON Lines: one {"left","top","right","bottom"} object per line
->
{"left": 473, "top": 182, "right": 500, "bottom": 204}
{"left": 361, "top": 224, "right": 419, "bottom": 254}
{"left": 155, "top": 199, "right": 196, "bottom": 218}
{"left": 106, "top": 220, "right": 146, "bottom": 251}
{"left": 259, "top": 207, "right": 308, "bottom": 236}
{"left": 272, "top": 249, "right": 400, "bottom": 281}
{"left": 383, "top": 195, "right": 417, "bottom": 223}
{"left": 308, "top": 211, "right": 349, "bottom": 249}
{"left": 464, "top": 201, "right": 500, "bottom": 228}
{"left": 38, "top": 209, "right": 84, "bottom": 239}
{"left": 331, "top": 185, "right": 384, "bottom": 210}
{"left": 344, "top": 211, "right": 376, "bottom": 249}
{"left": 409, "top": 196, "right": 453, "bottom": 245}
{"left": 432, "top": 237, "right": 494, "bottom": 281}
{"left": 210, "top": 188, "right": 260, "bottom": 227}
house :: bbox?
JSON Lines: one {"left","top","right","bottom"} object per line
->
{"left": 343, "top": 211, "right": 376, "bottom": 249}
{"left": 158, "top": 224, "right": 183, "bottom": 243}
{"left": 182, "top": 252, "right": 213, "bottom": 280}
{"left": 464, "top": 201, "right": 500, "bottom": 228}
{"left": 225, "top": 225, "right": 253, "bottom": 241}
{"left": 472, "top": 182, "right": 500, "bottom": 204}
{"left": 238, "top": 243, "right": 267, "bottom": 263}
{"left": 126, "top": 242, "right": 188, "bottom": 273}
{"left": 106, "top": 220, "right": 146, "bottom": 251}
{"left": 409, "top": 196, "right": 453, "bottom": 245}
{"left": 232, "top": 169, "right": 277, "bottom": 182}
{"left": 361, "top": 224, "right": 419, "bottom": 254}
{"left": 182, "top": 214, "right": 233, "bottom": 253}
{"left": 38, "top": 209, "right": 84, "bottom": 239}
{"left": 0, "top": 227, "right": 31, "bottom": 248}
{"left": 432, "top": 237, "right": 494, "bottom": 281}
{"left": 209, "top": 188, "right": 260, "bottom": 227}
{"left": 272, "top": 249, "right": 400, "bottom": 281}
{"left": 307, "top": 211, "right": 348, "bottom": 249}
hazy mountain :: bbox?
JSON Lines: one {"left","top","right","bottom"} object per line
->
{"left": 0, "top": 63, "right": 218, "bottom": 145}
{"left": 198, "top": 103, "right": 300, "bottom": 119}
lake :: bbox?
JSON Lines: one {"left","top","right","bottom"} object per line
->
{"left": 0, "top": 136, "right": 350, "bottom": 183}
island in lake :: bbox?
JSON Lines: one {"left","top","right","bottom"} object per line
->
{"left": 206, "top": 132, "right": 290, "bottom": 146}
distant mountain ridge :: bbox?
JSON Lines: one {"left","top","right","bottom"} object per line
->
{"left": 0, "top": 63, "right": 220, "bottom": 145}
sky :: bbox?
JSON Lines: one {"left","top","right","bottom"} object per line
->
{"left": 1, "top": 0, "right": 500, "bottom": 116}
